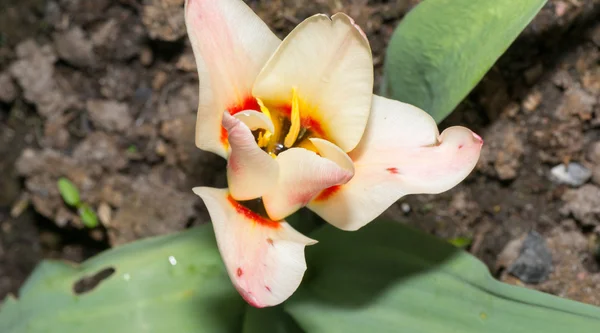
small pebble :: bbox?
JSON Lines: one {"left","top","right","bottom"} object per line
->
{"left": 550, "top": 162, "right": 591, "bottom": 187}
{"left": 401, "top": 202, "right": 411, "bottom": 214}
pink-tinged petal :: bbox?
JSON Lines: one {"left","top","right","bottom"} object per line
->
{"left": 193, "top": 187, "right": 316, "bottom": 307}
{"left": 185, "top": 0, "right": 280, "bottom": 157}
{"left": 252, "top": 13, "right": 373, "bottom": 152}
{"left": 263, "top": 143, "right": 354, "bottom": 221}
{"left": 308, "top": 95, "right": 482, "bottom": 231}
{"left": 223, "top": 112, "right": 278, "bottom": 200}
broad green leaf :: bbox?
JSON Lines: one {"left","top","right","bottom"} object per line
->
{"left": 57, "top": 177, "right": 80, "bottom": 207}
{"left": 242, "top": 305, "right": 304, "bottom": 333}
{"left": 286, "top": 220, "right": 600, "bottom": 332}
{"left": 78, "top": 204, "right": 99, "bottom": 228}
{"left": 382, "top": 0, "right": 546, "bottom": 122}
{"left": 0, "top": 225, "right": 245, "bottom": 333}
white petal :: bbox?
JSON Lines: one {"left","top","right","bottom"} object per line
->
{"left": 308, "top": 95, "right": 482, "bottom": 231}
{"left": 223, "top": 112, "right": 278, "bottom": 200}
{"left": 185, "top": 0, "right": 280, "bottom": 157}
{"left": 252, "top": 13, "right": 373, "bottom": 152}
{"left": 234, "top": 110, "right": 275, "bottom": 133}
{"left": 263, "top": 145, "right": 354, "bottom": 221}
{"left": 193, "top": 187, "right": 316, "bottom": 307}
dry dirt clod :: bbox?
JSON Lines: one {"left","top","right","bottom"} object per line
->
{"left": 522, "top": 90, "right": 542, "bottom": 112}
{"left": 175, "top": 51, "right": 197, "bottom": 72}
{"left": 72, "top": 132, "right": 128, "bottom": 172}
{"left": 99, "top": 65, "right": 138, "bottom": 101}
{"left": 107, "top": 175, "right": 197, "bottom": 245}
{"left": 53, "top": 26, "right": 96, "bottom": 68}
{"left": 477, "top": 120, "right": 524, "bottom": 181}
{"left": 588, "top": 142, "right": 600, "bottom": 185}
{"left": 139, "top": 47, "right": 154, "bottom": 66}
{"left": 524, "top": 63, "right": 544, "bottom": 85}
{"left": 141, "top": 0, "right": 186, "bottom": 41}
{"left": 0, "top": 72, "right": 17, "bottom": 103}
{"left": 86, "top": 99, "right": 133, "bottom": 133}
{"left": 8, "top": 40, "right": 76, "bottom": 118}
{"left": 43, "top": 114, "right": 72, "bottom": 149}
{"left": 560, "top": 184, "right": 600, "bottom": 226}
{"left": 91, "top": 8, "right": 145, "bottom": 61}
{"left": 556, "top": 86, "right": 596, "bottom": 120}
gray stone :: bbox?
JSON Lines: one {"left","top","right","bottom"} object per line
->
{"left": 550, "top": 162, "right": 592, "bottom": 187}
{"left": 508, "top": 231, "right": 553, "bottom": 284}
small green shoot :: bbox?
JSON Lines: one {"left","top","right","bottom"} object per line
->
{"left": 127, "top": 145, "right": 138, "bottom": 153}
{"left": 78, "top": 204, "right": 99, "bottom": 228}
{"left": 57, "top": 177, "right": 98, "bottom": 228}
{"left": 448, "top": 236, "right": 473, "bottom": 249}
{"left": 57, "top": 177, "right": 81, "bottom": 207}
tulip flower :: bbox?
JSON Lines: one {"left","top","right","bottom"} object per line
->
{"left": 185, "top": 0, "right": 482, "bottom": 308}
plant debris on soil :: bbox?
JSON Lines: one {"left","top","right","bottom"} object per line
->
{"left": 1, "top": 0, "right": 600, "bottom": 307}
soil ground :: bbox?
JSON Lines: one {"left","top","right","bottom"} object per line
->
{"left": 1, "top": 0, "right": 600, "bottom": 306}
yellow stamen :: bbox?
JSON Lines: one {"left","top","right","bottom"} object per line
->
{"left": 256, "top": 97, "right": 272, "bottom": 123}
{"left": 257, "top": 131, "right": 272, "bottom": 148}
{"left": 255, "top": 97, "right": 274, "bottom": 148}
{"left": 284, "top": 87, "right": 301, "bottom": 148}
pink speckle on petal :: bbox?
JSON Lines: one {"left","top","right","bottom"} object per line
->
{"left": 265, "top": 286, "right": 272, "bottom": 292}
{"left": 237, "top": 267, "right": 243, "bottom": 277}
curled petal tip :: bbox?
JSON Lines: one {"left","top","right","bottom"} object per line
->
{"left": 238, "top": 288, "right": 264, "bottom": 308}
{"left": 332, "top": 12, "right": 369, "bottom": 43}
{"left": 472, "top": 132, "right": 483, "bottom": 145}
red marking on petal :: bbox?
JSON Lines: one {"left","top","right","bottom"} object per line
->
{"left": 265, "top": 286, "right": 272, "bottom": 292}
{"left": 227, "top": 195, "right": 281, "bottom": 229}
{"left": 227, "top": 96, "right": 261, "bottom": 115}
{"left": 237, "top": 267, "right": 243, "bottom": 277}
{"left": 386, "top": 167, "right": 399, "bottom": 174}
{"left": 220, "top": 97, "right": 262, "bottom": 147}
{"left": 458, "top": 144, "right": 464, "bottom": 149}
{"left": 220, "top": 126, "right": 228, "bottom": 147}
{"left": 314, "top": 185, "right": 341, "bottom": 202}
{"left": 303, "top": 117, "right": 326, "bottom": 137}
{"left": 267, "top": 238, "right": 274, "bottom": 246}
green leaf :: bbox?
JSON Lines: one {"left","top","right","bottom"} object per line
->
{"left": 0, "top": 225, "right": 245, "bottom": 333}
{"left": 285, "top": 220, "right": 600, "bottom": 332}
{"left": 78, "top": 204, "right": 99, "bottom": 228}
{"left": 57, "top": 177, "right": 81, "bottom": 207}
{"left": 382, "top": 0, "right": 547, "bottom": 122}
{"left": 242, "top": 305, "right": 304, "bottom": 333}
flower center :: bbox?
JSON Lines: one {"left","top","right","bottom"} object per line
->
{"left": 253, "top": 87, "right": 319, "bottom": 157}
